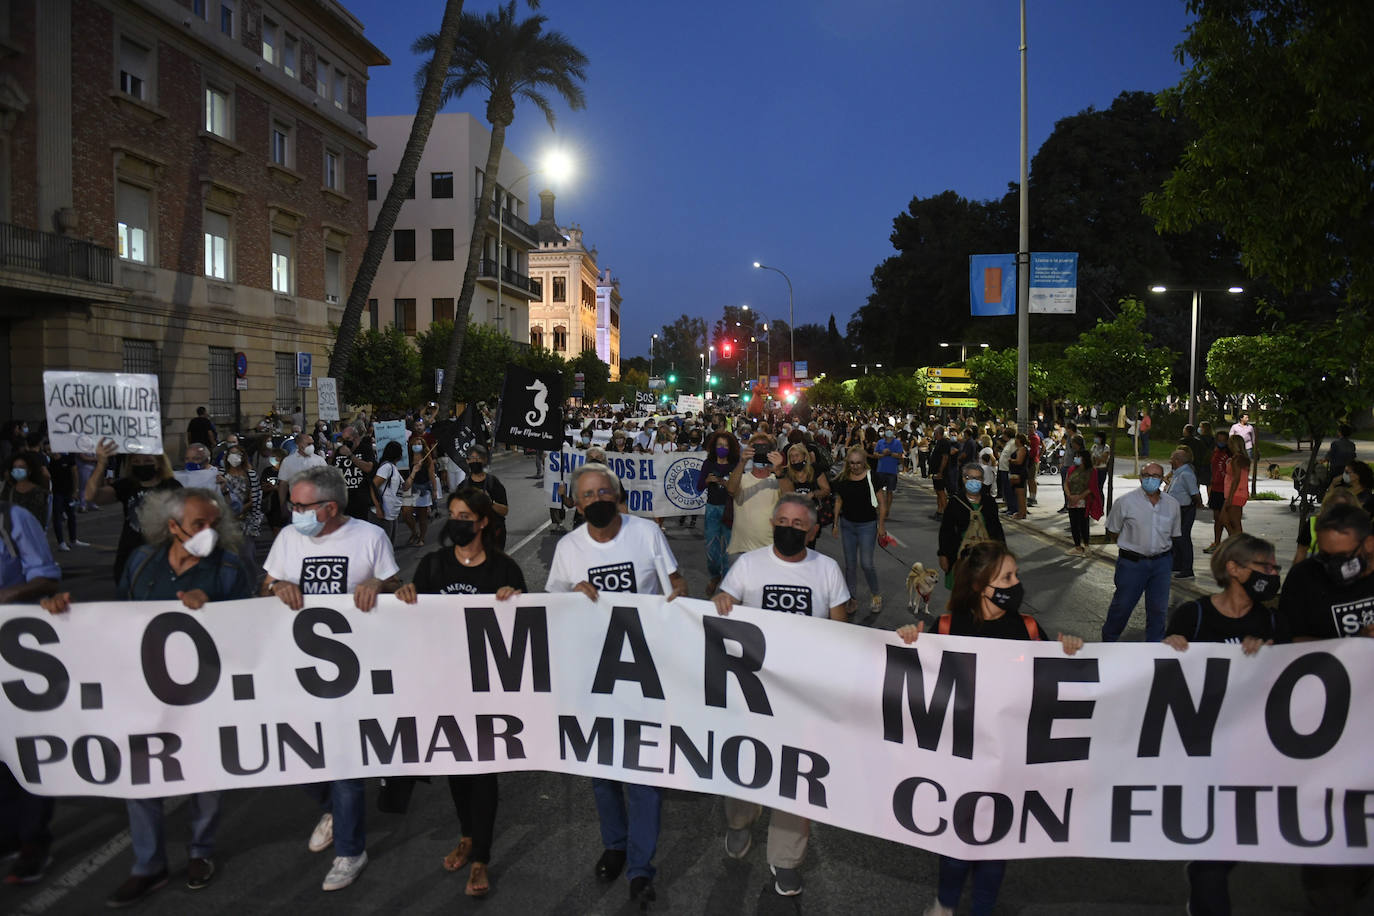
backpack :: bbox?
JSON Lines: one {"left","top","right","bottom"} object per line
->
{"left": 938, "top": 612, "right": 1041, "bottom": 640}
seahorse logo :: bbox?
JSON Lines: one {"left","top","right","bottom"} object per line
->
{"left": 525, "top": 379, "right": 549, "bottom": 427}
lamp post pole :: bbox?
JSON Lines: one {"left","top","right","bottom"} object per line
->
{"left": 650, "top": 333, "right": 657, "bottom": 380}
{"left": 753, "top": 262, "right": 794, "bottom": 375}
{"left": 939, "top": 341, "right": 989, "bottom": 364}
{"left": 1149, "top": 285, "right": 1244, "bottom": 428}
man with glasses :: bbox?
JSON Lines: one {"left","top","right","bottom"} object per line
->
{"left": 260, "top": 465, "right": 400, "bottom": 893}
{"left": 545, "top": 461, "right": 686, "bottom": 908}
{"left": 1101, "top": 461, "right": 1181, "bottom": 642}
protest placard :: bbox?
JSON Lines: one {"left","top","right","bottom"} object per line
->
{"left": 372, "top": 418, "right": 409, "bottom": 470}
{"left": 316, "top": 378, "right": 340, "bottom": 422}
{"left": 43, "top": 371, "right": 162, "bottom": 454}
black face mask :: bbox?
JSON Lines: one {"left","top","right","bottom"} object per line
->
{"left": 790, "top": 461, "right": 806, "bottom": 472}
{"left": 987, "top": 582, "right": 1025, "bottom": 615}
{"left": 1241, "top": 570, "right": 1282, "bottom": 603}
{"left": 444, "top": 519, "right": 478, "bottom": 548}
{"left": 773, "top": 524, "right": 808, "bottom": 556}
{"left": 584, "top": 499, "right": 618, "bottom": 528}
{"left": 468, "top": 461, "right": 485, "bottom": 475}
{"left": 1320, "top": 550, "right": 1367, "bottom": 586}
{"left": 131, "top": 464, "right": 157, "bottom": 481}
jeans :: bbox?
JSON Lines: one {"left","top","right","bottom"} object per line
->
{"left": 52, "top": 497, "right": 77, "bottom": 544}
{"left": 448, "top": 774, "right": 498, "bottom": 863}
{"left": 937, "top": 855, "right": 1008, "bottom": 915}
{"left": 1186, "top": 860, "right": 1235, "bottom": 915}
{"left": 127, "top": 792, "right": 221, "bottom": 875}
{"left": 591, "top": 778, "right": 661, "bottom": 881}
{"left": 704, "top": 503, "right": 730, "bottom": 579}
{"left": 839, "top": 518, "right": 879, "bottom": 598}
{"left": 1173, "top": 504, "right": 1196, "bottom": 575}
{"left": 304, "top": 779, "right": 366, "bottom": 856}
{"left": 1102, "top": 553, "right": 1173, "bottom": 642}
{"left": 0, "top": 763, "right": 53, "bottom": 851}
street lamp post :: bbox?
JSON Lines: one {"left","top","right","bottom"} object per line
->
{"left": 939, "top": 341, "right": 989, "bottom": 363}
{"left": 1148, "top": 285, "right": 1244, "bottom": 427}
{"left": 493, "top": 153, "right": 571, "bottom": 340}
{"left": 753, "top": 261, "right": 794, "bottom": 377}
{"left": 851, "top": 362, "right": 883, "bottom": 376}
{"left": 650, "top": 333, "right": 657, "bottom": 380}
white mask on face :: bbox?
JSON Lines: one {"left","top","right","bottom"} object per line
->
{"left": 227, "top": 453, "right": 243, "bottom": 468}
{"left": 303, "top": 444, "right": 315, "bottom": 456}
{"left": 181, "top": 526, "right": 219, "bottom": 558}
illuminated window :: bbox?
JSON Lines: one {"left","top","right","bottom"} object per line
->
{"left": 271, "top": 231, "right": 292, "bottom": 294}
{"left": 204, "top": 210, "right": 229, "bottom": 280}
{"left": 116, "top": 182, "right": 150, "bottom": 263}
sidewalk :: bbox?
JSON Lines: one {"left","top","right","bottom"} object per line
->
{"left": 900, "top": 466, "right": 1305, "bottom": 597}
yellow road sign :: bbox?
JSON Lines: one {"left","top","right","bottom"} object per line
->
{"left": 926, "top": 367, "right": 970, "bottom": 379}
{"left": 927, "top": 397, "right": 979, "bottom": 408}
{"left": 929, "top": 381, "right": 976, "bottom": 394}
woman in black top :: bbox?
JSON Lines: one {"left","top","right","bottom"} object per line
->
{"left": 463, "top": 445, "right": 508, "bottom": 551}
{"left": 831, "top": 445, "right": 885, "bottom": 614}
{"left": 898, "top": 541, "right": 1082, "bottom": 916}
{"left": 83, "top": 438, "right": 181, "bottom": 581}
{"left": 696, "top": 430, "right": 740, "bottom": 595}
{"left": 779, "top": 442, "right": 830, "bottom": 548}
{"left": 396, "top": 487, "right": 525, "bottom": 899}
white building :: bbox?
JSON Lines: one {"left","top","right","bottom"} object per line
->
{"left": 365, "top": 112, "right": 541, "bottom": 343}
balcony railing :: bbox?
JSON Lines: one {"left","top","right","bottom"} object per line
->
{"left": 476, "top": 198, "right": 537, "bottom": 243}
{"left": 0, "top": 222, "right": 115, "bottom": 284}
{"left": 478, "top": 258, "right": 542, "bottom": 297}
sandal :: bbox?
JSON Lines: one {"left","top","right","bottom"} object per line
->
{"left": 443, "top": 837, "right": 473, "bottom": 872}
{"left": 1202, "top": 543, "right": 1219, "bottom": 554}
{"left": 466, "top": 861, "right": 490, "bottom": 897}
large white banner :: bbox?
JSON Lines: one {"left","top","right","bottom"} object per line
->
{"left": 2, "top": 596, "right": 1371, "bottom": 865}
{"left": 544, "top": 448, "right": 706, "bottom": 518}
{"left": 42, "top": 371, "right": 163, "bottom": 455}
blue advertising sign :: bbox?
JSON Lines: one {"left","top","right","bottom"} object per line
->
{"left": 1029, "top": 252, "right": 1078, "bottom": 314}
{"left": 969, "top": 254, "right": 1016, "bottom": 317}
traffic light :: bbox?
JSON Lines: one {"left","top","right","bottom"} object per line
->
{"left": 660, "top": 394, "right": 669, "bottom": 403}
{"left": 709, "top": 375, "right": 717, "bottom": 387}
{"left": 722, "top": 342, "right": 732, "bottom": 357}
{"left": 741, "top": 392, "right": 751, "bottom": 403}
{"left": 667, "top": 373, "right": 677, "bottom": 384}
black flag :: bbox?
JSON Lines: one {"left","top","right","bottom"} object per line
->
{"left": 493, "top": 364, "right": 564, "bottom": 450}
{"left": 432, "top": 403, "right": 486, "bottom": 470}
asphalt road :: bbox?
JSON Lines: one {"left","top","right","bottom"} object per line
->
{"left": 4, "top": 455, "right": 1330, "bottom": 915}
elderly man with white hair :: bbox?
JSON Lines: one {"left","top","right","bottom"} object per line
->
{"left": 1101, "top": 460, "right": 1181, "bottom": 642}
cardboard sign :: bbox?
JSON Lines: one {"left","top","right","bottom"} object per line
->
{"left": 43, "top": 371, "right": 162, "bottom": 454}
{"left": 316, "top": 378, "right": 340, "bottom": 422}
{"left": 373, "top": 419, "right": 409, "bottom": 470}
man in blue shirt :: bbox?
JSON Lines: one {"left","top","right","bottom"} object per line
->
{"left": 874, "top": 427, "right": 905, "bottom": 524}
{"left": 0, "top": 501, "right": 62, "bottom": 886}
{"left": 1166, "top": 448, "right": 1202, "bottom": 579}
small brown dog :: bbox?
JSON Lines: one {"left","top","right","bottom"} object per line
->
{"left": 906, "top": 562, "right": 941, "bottom": 616}
{"left": 1267, "top": 463, "right": 1281, "bottom": 480}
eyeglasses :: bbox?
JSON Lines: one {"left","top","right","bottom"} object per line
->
{"left": 287, "top": 500, "right": 329, "bottom": 513}
{"left": 578, "top": 488, "right": 618, "bottom": 501}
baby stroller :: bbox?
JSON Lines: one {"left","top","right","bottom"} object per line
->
{"left": 1289, "top": 462, "right": 1329, "bottom": 514}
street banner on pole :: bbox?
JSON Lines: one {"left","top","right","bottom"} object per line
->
{"left": 1029, "top": 252, "right": 1078, "bottom": 314}
{"left": 795, "top": 361, "right": 809, "bottom": 379}
{"left": 4, "top": 597, "right": 1369, "bottom": 865}
{"left": 970, "top": 253, "right": 1017, "bottom": 317}
{"left": 316, "top": 378, "right": 340, "bottom": 422}
{"left": 43, "top": 371, "right": 163, "bottom": 454}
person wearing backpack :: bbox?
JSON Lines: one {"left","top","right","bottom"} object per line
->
{"left": 938, "top": 462, "right": 1006, "bottom": 590}
{"left": 898, "top": 541, "right": 1083, "bottom": 916}
{"left": 39, "top": 487, "right": 253, "bottom": 906}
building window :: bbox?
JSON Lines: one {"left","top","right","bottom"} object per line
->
{"left": 204, "top": 210, "right": 229, "bottom": 280}
{"left": 553, "top": 326, "right": 567, "bottom": 352}
{"left": 394, "top": 298, "right": 416, "bottom": 336}
{"left": 325, "top": 248, "right": 342, "bottom": 304}
{"left": 271, "top": 120, "right": 292, "bottom": 166}
{"left": 552, "top": 276, "right": 566, "bottom": 302}
{"left": 205, "top": 85, "right": 230, "bottom": 137}
{"left": 218, "top": 0, "right": 234, "bottom": 38}
{"left": 274, "top": 351, "right": 294, "bottom": 410}
{"left": 315, "top": 57, "right": 329, "bottom": 99}
{"left": 122, "top": 338, "right": 160, "bottom": 375}
{"left": 271, "top": 231, "right": 292, "bottom": 294}
{"left": 283, "top": 35, "right": 298, "bottom": 78}
{"left": 191, "top": 0, "right": 206, "bottom": 19}
{"left": 431, "top": 228, "right": 453, "bottom": 262}
{"left": 116, "top": 181, "right": 150, "bottom": 263}
{"left": 262, "top": 18, "right": 277, "bottom": 65}
{"left": 432, "top": 297, "right": 454, "bottom": 325}
{"left": 332, "top": 69, "right": 345, "bottom": 110}
{"left": 324, "top": 149, "right": 341, "bottom": 190}
{"left": 530, "top": 327, "right": 543, "bottom": 349}
{"left": 208, "top": 346, "right": 234, "bottom": 421}
{"left": 394, "top": 173, "right": 415, "bottom": 199}
{"left": 431, "top": 171, "right": 453, "bottom": 199}
{"left": 118, "top": 37, "right": 150, "bottom": 100}
{"left": 368, "top": 298, "right": 378, "bottom": 330}
{"left": 367, "top": 174, "right": 377, "bottom": 200}
{"left": 393, "top": 229, "right": 415, "bottom": 262}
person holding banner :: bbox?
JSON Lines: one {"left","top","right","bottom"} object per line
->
{"left": 84, "top": 440, "right": 181, "bottom": 582}
{"left": 261, "top": 465, "right": 401, "bottom": 893}
{"left": 897, "top": 541, "right": 1083, "bottom": 916}
{"left": 396, "top": 486, "right": 526, "bottom": 898}
{"left": 712, "top": 494, "right": 849, "bottom": 897}
{"left": 40, "top": 488, "right": 253, "bottom": 904}
{"left": 545, "top": 461, "right": 686, "bottom": 908}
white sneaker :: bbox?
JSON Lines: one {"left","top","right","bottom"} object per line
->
{"left": 922, "top": 903, "right": 955, "bottom": 916}
{"left": 73, "top": 539, "right": 90, "bottom": 547}
{"left": 57, "top": 543, "right": 70, "bottom": 552}
{"left": 321, "top": 851, "right": 367, "bottom": 891}
{"left": 307, "top": 813, "right": 334, "bottom": 852}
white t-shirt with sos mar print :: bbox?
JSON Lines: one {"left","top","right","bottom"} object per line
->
{"left": 264, "top": 516, "right": 400, "bottom": 596}
{"left": 719, "top": 545, "right": 851, "bottom": 619}
{"left": 545, "top": 513, "right": 678, "bottom": 596}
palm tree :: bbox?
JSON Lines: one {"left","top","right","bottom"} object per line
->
{"left": 328, "top": 0, "right": 545, "bottom": 386}
{"left": 413, "top": 0, "right": 588, "bottom": 416}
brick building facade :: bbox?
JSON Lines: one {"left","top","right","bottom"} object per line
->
{"left": 0, "top": 0, "right": 385, "bottom": 441}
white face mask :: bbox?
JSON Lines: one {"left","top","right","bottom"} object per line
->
{"left": 181, "top": 526, "right": 219, "bottom": 558}
{"left": 303, "top": 444, "right": 315, "bottom": 456}
{"left": 227, "top": 453, "right": 243, "bottom": 467}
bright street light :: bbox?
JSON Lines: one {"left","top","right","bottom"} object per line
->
{"left": 753, "top": 261, "right": 795, "bottom": 382}
{"left": 494, "top": 152, "right": 575, "bottom": 335}
{"left": 1149, "top": 284, "right": 1245, "bottom": 428}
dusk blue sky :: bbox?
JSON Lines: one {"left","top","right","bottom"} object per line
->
{"left": 350, "top": 0, "right": 1195, "bottom": 360}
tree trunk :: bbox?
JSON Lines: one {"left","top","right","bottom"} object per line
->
{"left": 328, "top": 0, "right": 466, "bottom": 382}
{"left": 438, "top": 119, "right": 508, "bottom": 417}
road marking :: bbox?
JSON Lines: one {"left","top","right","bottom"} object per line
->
{"left": 508, "top": 520, "right": 551, "bottom": 557}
